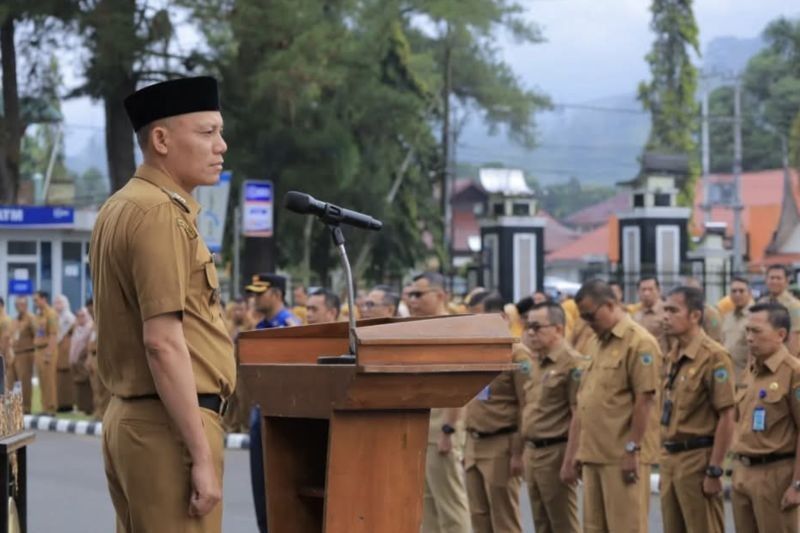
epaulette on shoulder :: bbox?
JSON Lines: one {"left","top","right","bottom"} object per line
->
{"left": 157, "top": 185, "right": 191, "bottom": 214}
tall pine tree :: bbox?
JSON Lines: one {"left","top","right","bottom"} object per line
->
{"left": 638, "top": 0, "right": 700, "bottom": 200}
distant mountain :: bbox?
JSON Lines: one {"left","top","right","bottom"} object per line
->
{"left": 457, "top": 35, "right": 767, "bottom": 187}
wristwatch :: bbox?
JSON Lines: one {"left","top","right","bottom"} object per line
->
{"left": 624, "top": 441, "right": 641, "bottom": 453}
{"left": 705, "top": 465, "right": 724, "bottom": 479}
{"left": 793, "top": 480, "right": 800, "bottom": 491}
{"left": 441, "top": 424, "right": 456, "bottom": 435}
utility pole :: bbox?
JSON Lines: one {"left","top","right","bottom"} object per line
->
{"left": 440, "top": 23, "right": 453, "bottom": 276}
{"left": 701, "top": 87, "right": 711, "bottom": 224}
{"left": 732, "top": 80, "right": 744, "bottom": 274}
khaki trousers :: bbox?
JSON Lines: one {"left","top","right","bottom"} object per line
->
{"left": 583, "top": 462, "right": 651, "bottom": 533}
{"left": 464, "top": 443, "right": 522, "bottom": 533}
{"left": 524, "top": 442, "right": 579, "bottom": 533}
{"left": 5, "top": 350, "right": 34, "bottom": 413}
{"left": 103, "top": 396, "right": 225, "bottom": 533}
{"left": 34, "top": 347, "right": 57, "bottom": 414}
{"left": 660, "top": 447, "right": 724, "bottom": 533}
{"left": 422, "top": 442, "right": 471, "bottom": 533}
{"left": 71, "top": 360, "right": 94, "bottom": 415}
{"left": 56, "top": 336, "right": 74, "bottom": 410}
{"left": 732, "top": 458, "right": 799, "bottom": 533}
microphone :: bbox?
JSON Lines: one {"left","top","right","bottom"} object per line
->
{"left": 283, "top": 191, "right": 383, "bottom": 231}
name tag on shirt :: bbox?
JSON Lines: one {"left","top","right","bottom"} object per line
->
{"left": 477, "top": 385, "right": 491, "bottom": 401}
{"left": 752, "top": 406, "right": 766, "bottom": 432}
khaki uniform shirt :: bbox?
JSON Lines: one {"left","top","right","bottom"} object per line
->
{"left": 577, "top": 314, "right": 662, "bottom": 464}
{"left": 464, "top": 343, "right": 532, "bottom": 459}
{"left": 34, "top": 306, "right": 58, "bottom": 350}
{"left": 731, "top": 345, "right": 800, "bottom": 456}
{"left": 522, "top": 341, "right": 583, "bottom": 441}
{"left": 722, "top": 305, "right": 752, "bottom": 384}
{"left": 569, "top": 318, "right": 598, "bottom": 358}
{"left": 703, "top": 304, "right": 723, "bottom": 343}
{"left": 633, "top": 299, "right": 669, "bottom": 356}
{"left": 0, "top": 314, "right": 11, "bottom": 356}
{"left": 662, "top": 331, "right": 735, "bottom": 443}
{"left": 12, "top": 312, "right": 36, "bottom": 354}
{"left": 759, "top": 290, "right": 800, "bottom": 334}
{"left": 89, "top": 164, "right": 235, "bottom": 398}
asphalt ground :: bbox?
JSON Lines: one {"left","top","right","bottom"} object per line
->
{"left": 27, "top": 431, "right": 735, "bottom": 532}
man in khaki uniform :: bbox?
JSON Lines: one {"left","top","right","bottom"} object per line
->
{"left": 660, "top": 286, "right": 736, "bottom": 533}
{"left": 0, "top": 297, "right": 11, "bottom": 383}
{"left": 730, "top": 302, "right": 800, "bottom": 532}
{"left": 408, "top": 272, "right": 470, "bottom": 533}
{"left": 33, "top": 291, "right": 58, "bottom": 415}
{"left": 633, "top": 276, "right": 669, "bottom": 356}
{"left": 759, "top": 264, "right": 800, "bottom": 355}
{"left": 8, "top": 297, "right": 36, "bottom": 413}
{"left": 359, "top": 285, "right": 399, "bottom": 319}
{"left": 90, "top": 76, "right": 235, "bottom": 533}
{"left": 521, "top": 301, "right": 582, "bottom": 533}
{"left": 722, "top": 277, "right": 754, "bottom": 386}
{"left": 573, "top": 279, "right": 661, "bottom": 533}
{"left": 463, "top": 291, "right": 529, "bottom": 533}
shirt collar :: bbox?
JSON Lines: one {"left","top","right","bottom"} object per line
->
{"left": 642, "top": 299, "right": 663, "bottom": 315}
{"left": 133, "top": 164, "right": 201, "bottom": 218}
{"left": 758, "top": 345, "right": 790, "bottom": 374}
{"left": 541, "top": 340, "right": 568, "bottom": 364}
{"left": 676, "top": 330, "right": 705, "bottom": 361}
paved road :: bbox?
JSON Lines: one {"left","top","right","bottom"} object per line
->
{"left": 28, "top": 431, "right": 735, "bottom": 532}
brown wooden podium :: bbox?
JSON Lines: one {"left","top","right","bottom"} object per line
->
{"left": 238, "top": 314, "right": 514, "bottom": 533}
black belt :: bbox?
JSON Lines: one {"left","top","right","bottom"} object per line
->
{"left": 736, "top": 453, "right": 795, "bottom": 467}
{"left": 526, "top": 436, "right": 568, "bottom": 449}
{"left": 663, "top": 436, "right": 714, "bottom": 454}
{"left": 468, "top": 425, "right": 517, "bottom": 440}
{"left": 122, "top": 393, "right": 228, "bottom": 417}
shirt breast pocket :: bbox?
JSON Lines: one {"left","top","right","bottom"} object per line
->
{"left": 598, "top": 356, "right": 625, "bottom": 388}
{"left": 676, "top": 376, "right": 703, "bottom": 412}
{"left": 763, "top": 389, "right": 789, "bottom": 426}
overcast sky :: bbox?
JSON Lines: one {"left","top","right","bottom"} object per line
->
{"left": 61, "top": 0, "right": 800, "bottom": 155}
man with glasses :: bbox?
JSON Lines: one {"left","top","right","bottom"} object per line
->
{"left": 722, "top": 277, "right": 754, "bottom": 385}
{"left": 660, "top": 286, "right": 735, "bottom": 533}
{"left": 521, "top": 301, "right": 582, "bottom": 533}
{"left": 359, "top": 285, "right": 399, "bottom": 319}
{"left": 462, "top": 291, "right": 529, "bottom": 533}
{"left": 409, "top": 272, "right": 471, "bottom": 533}
{"left": 758, "top": 264, "right": 800, "bottom": 356}
{"left": 573, "top": 279, "right": 661, "bottom": 533}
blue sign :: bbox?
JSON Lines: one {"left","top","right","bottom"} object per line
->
{"left": 8, "top": 279, "right": 33, "bottom": 296}
{"left": 242, "top": 180, "right": 273, "bottom": 238}
{"left": 0, "top": 206, "right": 74, "bottom": 227}
{"left": 244, "top": 182, "right": 272, "bottom": 202}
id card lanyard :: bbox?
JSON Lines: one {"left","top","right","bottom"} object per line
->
{"left": 753, "top": 388, "right": 767, "bottom": 432}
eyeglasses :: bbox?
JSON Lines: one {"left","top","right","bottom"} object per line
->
{"left": 525, "top": 322, "right": 555, "bottom": 333}
{"left": 406, "top": 289, "right": 437, "bottom": 300}
{"left": 579, "top": 304, "right": 604, "bottom": 323}
{"left": 359, "top": 301, "right": 385, "bottom": 309}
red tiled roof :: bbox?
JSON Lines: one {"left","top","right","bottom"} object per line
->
{"left": 540, "top": 211, "right": 581, "bottom": 253}
{"left": 692, "top": 169, "right": 799, "bottom": 265}
{"left": 563, "top": 192, "right": 629, "bottom": 228}
{"left": 547, "top": 223, "right": 610, "bottom": 261}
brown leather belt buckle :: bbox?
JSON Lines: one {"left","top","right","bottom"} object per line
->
{"left": 739, "top": 455, "right": 751, "bottom": 467}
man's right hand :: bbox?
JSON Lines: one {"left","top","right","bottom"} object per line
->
{"left": 189, "top": 458, "right": 221, "bottom": 518}
{"left": 560, "top": 457, "right": 581, "bottom": 486}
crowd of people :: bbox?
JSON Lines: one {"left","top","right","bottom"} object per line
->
{"left": 0, "top": 292, "right": 109, "bottom": 420}
{"left": 228, "top": 264, "right": 800, "bottom": 533}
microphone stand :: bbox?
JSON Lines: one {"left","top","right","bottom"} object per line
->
{"left": 317, "top": 223, "right": 358, "bottom": 364}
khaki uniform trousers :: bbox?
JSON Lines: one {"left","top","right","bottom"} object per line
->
{"left": 5, "top": 350, "right": 34, "bottom": 413}
{"left": 71, "top": 360, "right": 94, "bottom": 416}
{"left": 583, "top": 462, "right": 651, "bottom": 533}
{"left": 103, "top": 396, "right": 225, "bottom": 533}
{"left": 34, "top": 347, "right": 57, "bottom": 414}
{"left": 422, "top": 443, "right": 471, "bottom": 533}
{"left": 732, "top": 458, "right": 799, "bottom": 533}
{"left": 660, "top": 447, "right": 724, "bottom": 533}
{"left": 56, "top": 336, "right": 74, "bottom": 410}
{"left": 524, "top": 442, "right": 579, "bottom": 533}
{"left": 465, "top": 443, "right": 522, "bottom": 533}
{"left": 88, "top": 353, "right": 110, "bottom": 420}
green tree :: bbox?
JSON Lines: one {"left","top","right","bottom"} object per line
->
{"left": 637, "top": 0, "right": 700, "bottom": 200}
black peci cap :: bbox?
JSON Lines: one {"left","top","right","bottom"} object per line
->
{"left": 123, "top": 76, "right": 220, "bottom": 132}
